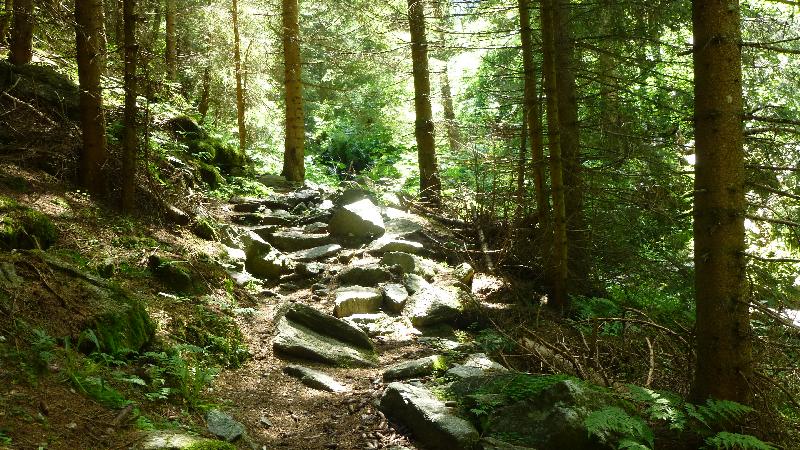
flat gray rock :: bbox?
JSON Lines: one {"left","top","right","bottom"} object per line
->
{"left": 268, "top": 231, "right": 334, "bottom": 252}
{"left": 382, "top": 283, "right": 409, "bottom": 313}
{"left": 138, "top": 431, "right": 226, "bottom": 449}
{"left": 245, "top": 248, "right": 289, "bottom": 280}
{"left": 273, "top": 317, "right": 377, "bottom": 367}
{"left": 338, "top": 264, "right": 392, "bottom": 286}
{"left": 206, "top": 409, "right": 246, "bottom": 442}
{"left": 329, "top": 198, "right": 385, "bottom": 238}
{"left": 333, "top": 286, "right": 383, "bottom": 317}
{"left": 283, "top": 303, "right": 374, "bottom": 350}
{"left": 370, "top": 238, "right": 424, "bottom": 255}
{"left": 380, "top": 382, "right": 480, "bottom": 450}
{"left": 404, "top": 285, "right": 471, "bottom": 327}
{"left": 380, "top": 252, "right": 416, "bottom": 274}
{"left": 383, "top": 355, "right": 446, "bottom": 381}
{"left": 403, "top": 273, "right": 431, "bottom": 295}
{"left": 283, "top": 364, "right": 349, "bottom": 393}
{"left": 291, "top": 243, "right": 342, "bottom": 261}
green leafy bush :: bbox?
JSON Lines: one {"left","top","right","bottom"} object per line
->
{"left": 313, "top": 118, "right": 402, "bottom": 179}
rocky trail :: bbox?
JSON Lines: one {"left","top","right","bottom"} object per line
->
{"left": 178, "top": 181, "right": 494, "bottom": 450}
{"left": 137, "top": 180, "right": 602, "bottom": 450}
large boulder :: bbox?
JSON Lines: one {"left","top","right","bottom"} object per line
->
{"left": 282, "top": 303, "right": 374, "bottom": 350}
{"left": 380, "top": 382, "right": 480, "bottom": 450}
{"left": 329, "top": 199, "right": 385, "bottom": 238}
{"left": 272, "top": 316, "right": 376, "bottom": 367}
{"left": 338, "top": 264, "right": 392, "bottom": 287}
{"left": 333, "top": 286, "right": 383, "bottom": 317}
{"left": 404, "top": 285, "right": 471, "bottom": 327}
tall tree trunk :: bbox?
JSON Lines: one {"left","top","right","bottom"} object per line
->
{"left": 408, "top": 0, "right": 441, "bottom": 205}
{"left": 114, "top": 0, "right": 123, "bottom": 53}
{"left": 440, "top": 65, "right": 460, "bottom": 153}
{"left": 75, "top": 0, "right": 109, "bottom": 197}
{"left": 553, "top": 0, "right": 588, "bottom": 294}
{"left": 164, "top": 0, "right": 176, "bottom": 80}
{"left": 232, "top": 0, "right": 246, "bottom": 151}
{"left": 8, "top": 0, "right": 32, "bottom": 65}
{"left": 121, "top": 0, "right": 138, "bottom": 212}
{"left": 0, "top": 0, "right": 12, "bottom": 46}
{"left": 281, "top": 0, "right": 304, "bottom": 181}
{"left": 518, "top": 0, "right": 548, "bottom": 227}
{"left": 541, "top": 0, "right": 568, "bottom": 314}
{"left": 690, "top": 0, "right": 751, "bottom": 404}
{"left": 198, "top": 66, "right": 211, "bottom": 123}
{"left": 515, "top": 107, "right": 528, "bottom": 218}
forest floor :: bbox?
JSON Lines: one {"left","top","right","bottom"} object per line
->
{"left": 0, "top": 161, "right": 526, "bottom": 450}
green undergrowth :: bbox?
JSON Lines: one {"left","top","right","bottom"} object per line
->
{"left": 0, "top": 196, "right": 57, "bottom": 250}
{"left": 167, "top": 304, "right": 250, "bottom": 368}
{"left": 446, "top": 372, "right": 576, "bottom": 420}
{"left": 585, "top": 384, "right": 776, "bottom": 450}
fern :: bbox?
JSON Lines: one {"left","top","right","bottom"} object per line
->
{"left": 686, "top": 399, "right": 754, "bottom": 430}
{"left": 704, "top": 432, "right": 776, "bottom": 450}
{"left": 585, "top": 406, "right": 655, "bottom": 449}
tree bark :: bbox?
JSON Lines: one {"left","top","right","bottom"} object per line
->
{"left": 8, "top": 0, "right": 32, "bottom": 65}
{"left": 553, "top": 0, "right": 588, "bottom": 294}
{"left": 408, "top": 0, "right": 441, "bottom": 205}
{"left": 232, "top": 0, "right": 246, "bottom": 151}
{"left": 0, "top": 0, "right": 12, "bottom": 46}
{"left": 121, "top": 0, "right": 138, "bottom": 212}
{"left": 75, "top": 0, "right": 109, "bottom": 197}
{"left": 198, "top": 66, "right": 211, "bottom": 123}
{"left": 541, "top": 0, "right": 568, "bottom": 314}
{"left": 281, "top": 0, "right": 304, "bottom": 181}
{"left": 518, "top": 0, "right": 548, "bottom": 226}
{"left": 164, "top": 0, "right": 176, "bottom": 80}
{"left": 440, "top": 65, "right": 460, "bottom": 154}
{"left": 690, "top": 0, "right": 752, "bottom": 404}
{"left": 515, "top": 107, "right": 528, "bottom": 217}
{"left": 113, "top": 0, "right": 123, "bottom": 52}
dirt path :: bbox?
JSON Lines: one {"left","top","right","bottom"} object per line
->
{"left": 209, "top": 186, "right": 465, "bottom": 450}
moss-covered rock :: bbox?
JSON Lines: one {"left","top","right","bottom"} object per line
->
{"left": 197, "top": 163, "right": 224, "bottom": 188}
{"left": 0, "top": 196, "right": 58, "bottom": 250}
{"left": 0, "top": 61, "right": 81, "bottom": 119}
{"left": 148, "top": 255, "right": 194, "bottom": 293}
{"left": 192, "top": 218, "right": 218, "bottom": 241}
{"left": 84, "top": 291, "right": 155, "bottom": 354}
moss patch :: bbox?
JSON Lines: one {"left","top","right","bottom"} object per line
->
{"left": 168, "top": 304, "right": 249, "bottom": 368}
{"left": 185, "top": 441, "right": 237, "bottom": 450}
{"left": 0, "top": 196, "right": 57, "bottom": 250}
{"left": 83, "top": 293, "right": 155, "bottom": 354}
{"left": 197, "top": 162, "right": 224, "bottom": 189}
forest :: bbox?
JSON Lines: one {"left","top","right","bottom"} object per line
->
{"left": 0, "top": 0, "right": 799, "bottom": 448}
